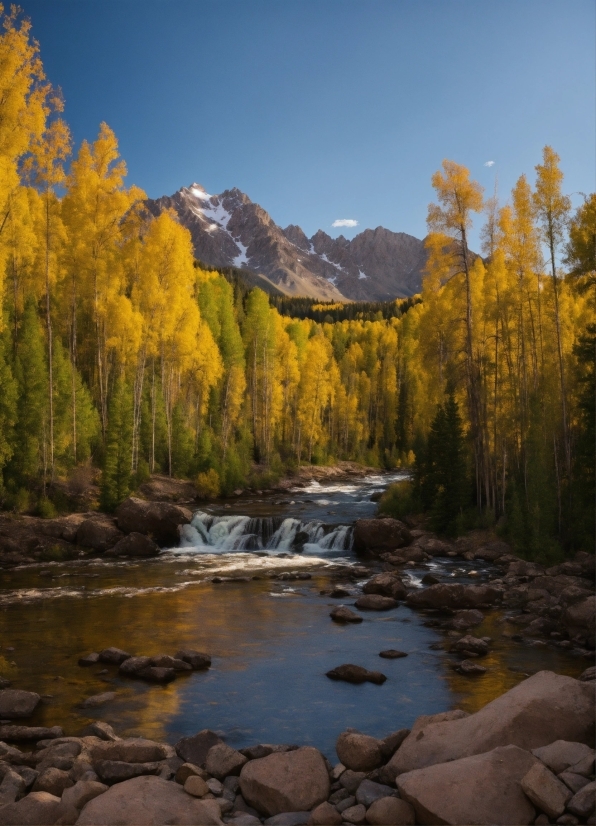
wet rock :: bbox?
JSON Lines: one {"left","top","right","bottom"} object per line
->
{"left": 365, "top": 796, "right": 415, "bottom": 825}
{"left": 0, "top": 790, "right": 61, "bottom": 826}
{"left": 329, "top": 606, "right": 363, "bottom": 624}
{"left": 353, "top": 519, "right": 412, "bottom": 554}
{"left": 118, "top": 656, "right": 152, "bottom": 677}
{"left": 378, "top": 650, "right": 407, "bottom": 659}
{"left": 532, "top": 741, "right": 595, "bottom": 775}
{"left": 421, "top": 573, "right": 440, "bottom": 585}
{"left": 326, "top": 664, "right": 387, "bottom": 685}
{"left": 150, "top": 655, "right": 192, "bottom": 671}
{"left": 136, "top": 666, "right": 176, "bottom": 683}
{"left": 98, "top": 647, "right": 131, "bottom": 665}
{"left": 340, "top": 771, "right": 367, "bottom": 794}
{"left": 521, "top": 762, "right": 572, "bottom": 819}
{"left": 79, "top": 722, "right": 119, "bottom": 742}
{"left": 455, "top": 659, "right": 487, "bottom": 675}
{"left": 80, "top": 692, "right": 116, "bottom": 708}
{"left": 355, "top": 779, "right": 395, "bottom": 807}
{"left": 94, "top": 759, "right": 162, "bottom": 784}
{"left": 397, "top": 744, "right": 538, "bottom": 826}
{"left": 329, "top": 586, "right": 352, "bottom": 598}
{"left": 0, "top": 690, "right": 40, "bottom": 720}
{"left": 76, "top": 514, "right": 123, "bottom": 552}
{"left": 307, "top": 801, "right": 342, "bottom": 825}
{"left": 175, "top": 729, "right": 223, "bottom": 766}
{"left": 77, "top": 653, "right": 99, "bottom": 666}
{"left": 0, "top": 725, "right": 62, "bottom": 742}
{"left": 336, "top": 733, "right": 383, "bottom": 772}
{"left": 450, "top": 608, "right": 484, "bottom": 630}
{"left": 451, "top": 635, "right": 489, "bottom": 657}
{"left": 407, "top": 583, "right": 501, "bottom": 611}
{"left": 239, "top": 746, "right": 330, "bottom": 816}
{"left": 362, "top": 574, "right": 407, "bottom": 601}
{"left": 115, "top": 497, "right": 192, "bottom": 547}
{"left": 205, "top": 743, "right": 248, "bottom": 779}
{"left": 184, "top": 775, "right": 210, "bottom": 797}
{"left": 0, "top": 768, "right": 26, "bottom": 805}
{"left": 174, "top": 649, "right": 212, "bottom": 670}
{"left": 567, "top": 780, "right": 596, "bottom": 818}
{"left": 341, "top": 803, "right": 367, "bottom": 824}
{"left": 385, "top": 671, "right": 595, "bottom": 776}
{"left": 76, "top": 775, "right": 223, "bottom": 824}
{"left": 354, "top": 595, "right": 397, "bottom": 611}
{"left": 107, "top": 532, "right": 160, "bottom": 558}
{"left": 32, "top": 767, "right": 74, "bottom": 796}
{"left": 61, "top": 779, "right": 108, "bottom": 811}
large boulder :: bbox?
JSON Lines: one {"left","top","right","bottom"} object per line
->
{"left": 385, "top": 671, "right": 594, "bottom": 776}
{"left": 353, "top": 519, "right": 412, "bottom": 554}
{"left": 0, "top": 790, "right": 61, "bottom": 825}
{"left": 107, "top": 532, "right": 160, "bottom": 558}
{"left": 76, "top": 515, "right": 123, "bottom": 552}
{"left": 36, "top": 514, "right": 87, "bottom": 543}
{"left": 239, "top": 747, "right": 330, "bottom": 816}
{"left": 362, "top": 574, "right": 407, "bottom": 601}
{"left": 406, "top": 582, "right": 501, "bottom": 610}
{"left": 175, "top": 730, "right": 223, "bottom": 766}
{"left": 205, "top": 743, "right": 247, "bottom": 779}
{"left": 520, "top": 762, "right": 572, "bottom": 819}
{"left": 336, "top": 733, "right": 384, "bottom": 772}
{"left": 115, "top": 497, "right": 192, "bottom": 547}
{"left": 76, "top": 775, "right": 222, "bottom": 824}
{"left": 397, "top": 744, "right": 538, "bottom": 826}
{"left": 0, "top": 690, "right": 40, "bottom": 719}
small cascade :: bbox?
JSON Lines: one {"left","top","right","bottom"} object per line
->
{"left": 178, "top": 512, "right": 353, "bottom": 556}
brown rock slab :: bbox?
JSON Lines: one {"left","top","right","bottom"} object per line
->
{"left": 76, "top": 775, "right": 223, "bottom": 824}
{"left": 521, "top": 762, "right": 572, "bottom": 818}
{"left": 115, "top": 497, "right": 192, "bottom": 547}
{"left": 0, "top": 690, "right": 40, "bottom": 719}
{"left": 90, "top": 737, "right": 169, "bottom": 763}
{"left": 0, "top": 725, "right": 62, "bottom": 742}
{"left": 205, "top": 743, "right": 248, "bottom": 779}
{"left": 336, "top": 733, "right": 383, "bottom": 772}
{"left": 567, "top": 780, "right": 596, "bottom": 817}
{"left": 94, "top": 760, "right": 161, "bottom": 784}
{"left": 532, "top": 741, "right": 594, "bottom": 774}
{"left": 0, "top": 790, "right": 61, "bottom": 825}
{"left": 329, "top": 606, "right": 363, "bottom": 624}
{"left": 32, "top": 768, "right": 74, "bottom": 797}
{"left": 326, "top": 664, "right": 386, "bottom": 685}
{"left": 397, "top": 744, "right": 539, "bottom": 825}
{"left": 239, "top": 746, "right": 329, "bottom": 816}
{"left": 354, "top": 595, "right": 397, "bottom": 611}
{"left": 365, "top": 796, "right": 415, "bottom": 825}
{"left": 385, "top": 671, "right": 595, "bottom": 775}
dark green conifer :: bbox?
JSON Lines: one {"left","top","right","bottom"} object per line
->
{"left": 100, "top": 377, "right": 133, "bottom": 511}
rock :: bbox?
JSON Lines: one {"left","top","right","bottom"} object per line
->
{"left": 353, "top": 519, "right": 412, "bottom": 553}
{"left": 355, "top": 779, "right": 395, "bottom": 807}
{"left": 76, "top": 514, "right": 123, "bottom": 552}
{"left": 76, "top": 775, "right": 223, "bottom": 824}
{"left": 205, "top": 743, "right": 248, "bottom": 779}
{"left": 80, "top": 692, "right": 116, "bottom": 708}
{"left": 77, "top": 653, "right": 99, "bottom": 666}
{"left": 240, "top": 744, "right": 298, "bottom": 760}
{"left": 183, "top": 775, "right": 209, "bottom": 797}
{"left": 136, "top": 666, "right": 176, "bottom": 683}
{"left": 61, "top": 780, "right": 108, "bottom": 811}
{"left": 397, "top": 744, "right": 538, "bottom": 825}
{"left": 354, "top": 595, "right": 397, "bottom": 611}
{"left": 329, "top": 788, "right": 350, "bottom": 804}
{"left": 378, "top": 650, "right": 407, "bottom": 659}
{"left": 336, "top": 796, "right": 356, "bottom": 812}
{"left": 98, "top": 647, "right": 131, "bottom": 665}
{"left": 559, "top": 772, "right": 591, "bottom": 794}
{"left": 0, "top": 790, "right": 61, "bottom": 825}
{"left": 452, "top": 635, "right": 489, "bottom": 657}
{"left": 107, "top": 532, "right": 160, "bottom": 558}
{"left": 532, "top": 742, "right": 595, "bottom": 774}
{"left": 238, "top": 746, "right": 329, "bottom": 816}
{"left": 365, "top": 796, "right": 416, "bottom": 825}
{"left": 341, "top": 803, "right": 367, "bottom": 824}
{"left": 174, "top": 650, "right": 212, "bottom": 670}
{"left": 450, "top": 608, "right": 484, "bottom": 630}
{"left": 326, "top": 665, "right": 387, "bottom": 685}
{"left": 0, "top": 726, "right": 62, "bottom": 742}
{"left": 230, "top": 816, "right": 261, "bottom": 826}
{"left": 149, "top": 655, "right": 192, "bottom": 671}
{"left": 508, "top": 560, "right": 546, "bottom": 577}
{"left": 307, "top": 801, "right": 342, "bottom": 825}
{"left": 175, "top": 763, "right": 208, "bottom": 784}
{"left": 115, "top": 497, "right": 192, "bottom": 547}
{"left": 386, "top": 671, "right": 595, "bottom": 775}
{"left": 264, "top": 814, "right": 310, "bottom": 826}
{"left": 90, "top": 738, "right": 169, "bottom": 764}
{"left": 79, "top": 722, "right": 119, "bottom": 742}
{"left": 336, "top": 733, "right": 383, "bottom": 772}
{"left": 456, "top": 659, "right": 487, "bottom": 675}
{"left": 379, "top": 729, "right": 410, "bottom": 761}
{"left": 0, "top": 690, "right": 40, "bottom": 719}
{"left": 567, "top": 780, "right": 596, "bottom": 817}
{"left": 521, "top": 762, "right": 572, "bottom": 818}
{"left": 569, "top": 753, "right": 596, "bottom": 777}
{"left": 32, "top": 768, "right": 73, "bottom": 797}
{"left": 175, "top": 730, "right": 223, "bottom": 766}
{"left": 118, "top": 656, "right": 152, "bottom": 677}
{"left": 421, "top": 573, "right": 440, "bottom": 585}
{"left": 362, "top": 574, "right": 407, "bottom": 601}
{"left": 406, "top": 583, "right": 501, "bottom": 610}
{"left": 580, "top": 666, "right": 596, "bottom": 681}
{"left": 340, "top": 771, "right": 367, "bottom": 794}
{"left": 94, "top": 760, "right": 161, "bottom": 784}
{"left": 329, "top": 606, "right": 363, "bottom": 624}
{"left": 0, "top": 768, "right": 26, "bottom": 805}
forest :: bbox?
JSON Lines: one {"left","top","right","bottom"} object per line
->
{"left": 0, "top": 6, "right": 594, "bottom": 559}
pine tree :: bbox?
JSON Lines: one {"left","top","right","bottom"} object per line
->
{"left": 100, "top": 377, "right": 133, "bottom": 511}
{"left": 0, "top": 333, "right": 17, "bottom": 484}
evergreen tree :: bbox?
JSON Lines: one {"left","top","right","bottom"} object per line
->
{"left": 0, "top": 334, "right": 17, "bottom": 485}
{"left": 100, "top": 377, "right": 133, "bottom": 511}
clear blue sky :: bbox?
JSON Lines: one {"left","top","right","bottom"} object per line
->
{"left": 21, "top": 0, "right": 595, "bottom": 248}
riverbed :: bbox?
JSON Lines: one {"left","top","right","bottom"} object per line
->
{"left": 0, "top": 473, "right": 586, "bottom": 759}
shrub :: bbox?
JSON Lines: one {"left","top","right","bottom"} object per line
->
{"left": 196, "top": 468, "right": 221, "bottom": 499}
{"left": 36, "top": 496, "right": 57, "bottom": 519}
{"left": 378, "top": 480, "right": 414, "bottom": 520}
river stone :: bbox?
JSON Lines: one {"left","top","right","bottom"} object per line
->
{"left": 355, "top": 779, "right": 396, "bottom": 807}
{"left": 76, "top": 775, "right": 223, "bottom": 824}
{"left": 0, "top": 768, "right": 26, "bottom": 805}
{"left": 532, "top": 741, "right": 595, "bottom": 774}
{"left": 174, "top": 650, "right": 212, "bottom": 670}
{"left": 336, "top": 733, "right": 383, "bottom": 772}
{"left": 98, "top": 647, "right": 131, "bottom": 665}
{"left": 521, "top": 762, "right": 572, "bottom": 819}
{"left": 407, "top": 583, "right": 501, "bottom": 610}
{"left": 79, "top": 722, "right": 119, "bottom": 742}
{"left": 115, "top": 497, "right": 192, "bottom": 547}
{"left": 61, "top": 780, "right": 108, "bottom": 811}
{"left": 0, "top": 726, "right": 62, "bottom": 742}
{"left": 365, "top": 797, "right": 416, "bottom": 825}
{"left": 81, "top": 692, "right": 116, "bottom": 708}
{"left": 352, "top": 519, "right": 412, "bottom": 553}
{"left": 385, "top": 671, "right": 595, "bottom": 776}
{"left": 340, "top": 771, "right": 367, "bottom": 794}
{"left": 0, "top": 690, "right": 40, "bottom": 719}
{"left": 397, "top": 744, "right": 538, "bottom": 825}
{"left": 379, "top": 650, "right": 407, "bottom": 659}
{"left": 307, "top": 801, "right": 342, "bottom": 825}
{"left": 451, "top": 635, "right": 489, "bottom": 656}
{"left": 362, "top": 574, "right": 407, "bottom": 601}
{"left": 175, "top": 730, "right": 223, "bottom": 766}
{"left": 183, "top": 775, "right": 209, "bottom": 797}
{"left": 567, "top": 780, "right": 596, "bottom": 817}
{"left": 0, "top": 790, "right": 61, "bottom": 825}
{"left": 32, "top": 768, "right": 73, "bottom": 797}
{"left": 150, "top": 655, "right": 192, "bottom": 671}
{"left": 329, "top": 606, "right": 363, "bottom": 624}
{"left": 136, "top": 666, "right": 176, "bottom": 683}
{"left": 450, "top": 609, "right": 484, "bottom": 630}
{"left": 341, "top": 803, "right": 367, "bottom": 824}
{"left": 205, "top": 743, "right": 248, "bottom": 779}
{"left": 90, "top": 737, "right": 169, "bottom": 764}
{"left": 239, "top": 746, "right": 329, "bottom": 816}
{"left": 326, "top": 664, "right": 386, "bottom": 685}
{"left": 77, "top": 653, "right": 99, "bottom": 666}
{"left": 354, "top": 595, "right": 397, "bottom": 611}
{"left": 455, "top": 659, "right": 487, "bottom": 676}
{"left": 118, "top": 656, "right": 151, "bottom": 677}
{"left": 175, "top": 763, "right": 209, "bottom": 784}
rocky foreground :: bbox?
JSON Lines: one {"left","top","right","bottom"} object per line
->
{"left": 0, "top": 670, "right": 594, "bottom": 825}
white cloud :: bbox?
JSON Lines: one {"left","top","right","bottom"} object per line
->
{"left": 332, "top": 218, "right": 359, "bottom": 228}
{"left": 484, "top": 160, "right": 495, "bottom": 167}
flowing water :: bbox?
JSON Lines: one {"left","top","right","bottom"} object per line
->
{"left": 0, "top": 472, "right": 586, "bottom": 759}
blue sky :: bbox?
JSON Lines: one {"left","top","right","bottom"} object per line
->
{"left": 21, "top": 0, "right": 595, "bottom": 249}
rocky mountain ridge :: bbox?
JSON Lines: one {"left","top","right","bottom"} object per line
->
{"left": 147, "top": 184, "right": 429, "bottom": 301}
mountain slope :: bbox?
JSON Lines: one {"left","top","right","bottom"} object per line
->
{"left": 147, "top": 184, "right": 429, "bottom": 300}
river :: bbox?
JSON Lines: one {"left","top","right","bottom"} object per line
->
{"left": 0, "top": 472, "right": 585, "bottom": 759}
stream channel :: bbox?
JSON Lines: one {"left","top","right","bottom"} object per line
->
{"left": 0, "top": 472, "right": 585, "bottom": 760}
